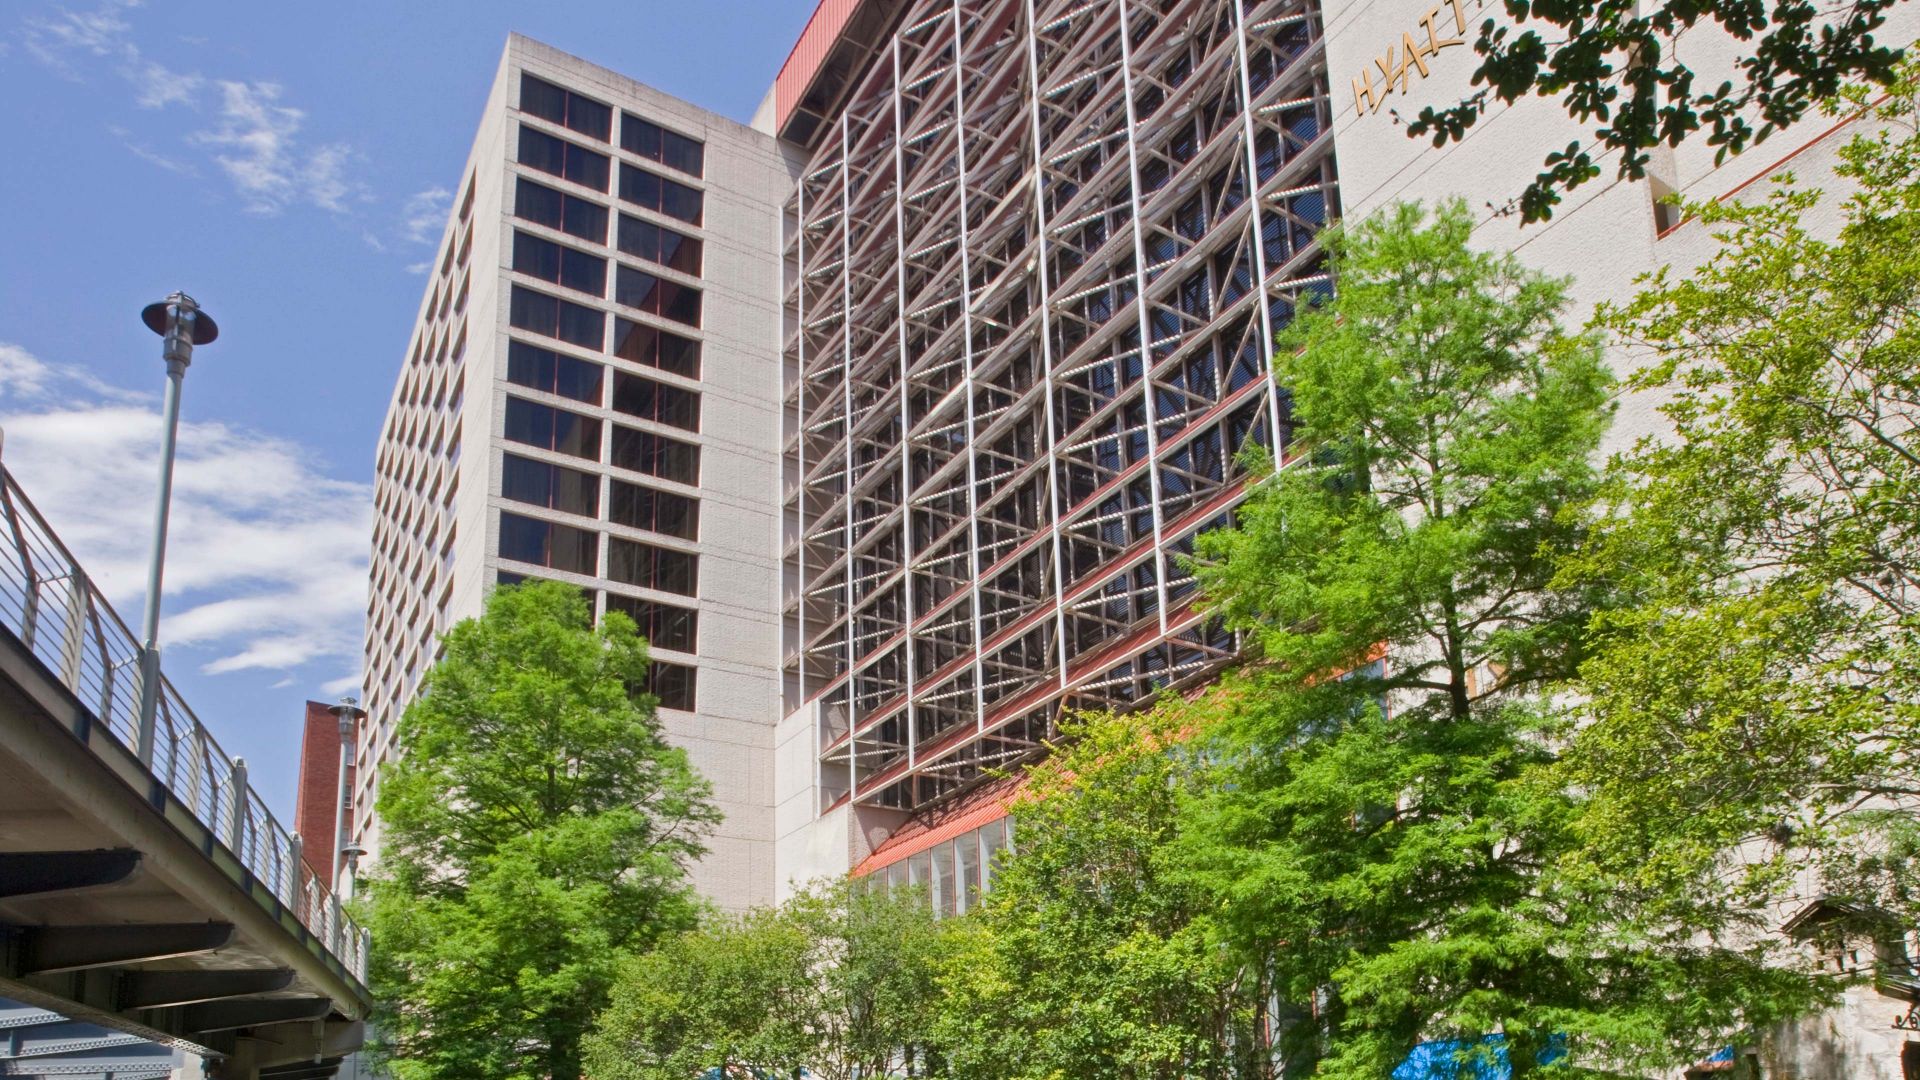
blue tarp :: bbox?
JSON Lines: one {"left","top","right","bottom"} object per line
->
{"left": 1392, "top": 1033, "right": 1568, "bottom": 1079}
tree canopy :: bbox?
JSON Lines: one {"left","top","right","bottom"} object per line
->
{"left": 365, "top": 580, "right": 718, "bottom": 1080}
{"left": 587, "top": 881, "right": 952, "bottom": 1080}
{"left": 1563, "top": 63, "right": 1920, "bottom": 939}
{"left": 1174, "top": 200, "right": 1812, "bottom": 1076}
{"left": 936, "top": 709, "right": 1263, "bottom": 1080}
{"left": 1405, "top": 0, "right": 1905, "bottom": 221}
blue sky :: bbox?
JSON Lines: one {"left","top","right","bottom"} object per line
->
{"left": 0, "top": 0, "right": 814, "bottom": 817}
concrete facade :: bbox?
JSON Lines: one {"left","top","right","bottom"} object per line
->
{"left": 358, "top": 35, "right": 798, "bottom": 911}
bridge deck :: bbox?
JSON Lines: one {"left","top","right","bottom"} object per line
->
{"left": 0, "top": 456, "right": 370, "bottom": 1078}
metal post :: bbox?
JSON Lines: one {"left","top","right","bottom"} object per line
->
{"left": 225, "top": 757, "right": 248, "bottom": 853}
{"left": 328, "top": 697, "right": 365, "bottom": 892}
{"left": 287, "top": 832, "right": 305, "bottom": 903}
{"left": 133, "top": 293, "right": 217, "bottom": 766}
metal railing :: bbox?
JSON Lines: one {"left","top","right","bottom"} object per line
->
{"left": 0, "top": 457, "right": 369, "bottom": 984}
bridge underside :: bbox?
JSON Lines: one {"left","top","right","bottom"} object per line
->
{"left": 0, "top": 624, "right": 364, "bottom": 1079}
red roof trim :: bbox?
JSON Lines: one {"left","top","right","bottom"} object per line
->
{"left": 851, "top": 776, "right": 1025, "bottom": 876}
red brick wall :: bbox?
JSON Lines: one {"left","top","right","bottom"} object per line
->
{"left": 293, "top": 700, "right": 350, "bottom": 890}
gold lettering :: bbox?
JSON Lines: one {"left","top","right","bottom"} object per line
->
{"left": 1353, "top": 66, "right": 1386, "bottom": 116}
{"left": 1352, "top": 0, "right": 1482, "bottom": 119}
{"left": 1401, "top": 30, "right": 1435, "bottom": 79}
{"left": 1424, "top": 4, "right": 1464, "bottom": 50}
{"left": 1376, "top": 42, "right": 1412, "bottom": 95}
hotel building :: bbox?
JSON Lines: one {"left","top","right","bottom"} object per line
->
{"left": 358, "top": 35, "right": 795, "bottom": 907}
{"left": 363, "top": 17, "right": 1920, "bottom": 1066}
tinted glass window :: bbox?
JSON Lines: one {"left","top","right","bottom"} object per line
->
{"left": 504, "top": 397, "right": 601, "bottom": 460}
{"left": 607, "top": 537, "right": 698, "bottom": 596}
{"left": 612, "top": 372, "right": 699, "bottom": 431}
{"left": 506, "top": 340, "right": 603, "bottom": 404}
{"left": 513, "top": 232, "right": 606, "bottom": 296}
{"left": 608, "top": 479, "right": 699, "bottom": 539}
{"left": 499, "top": 511, "right": 598, "bottom": 575}
{"left": 502, "top": 453, "right": 599, "bottom": 517}
{"left": 615, "top": 267, "right": 701, "bottom": 327}
{"left": 509, "top": 285, "right": 604, "bottom": 350}
{"left": 610, "top": 425, "right": 699, "bottom": 484}
{"left": 618, "top": 163, "right": 702, "bottom": 225}
{"left": 514, "top": 179, "right": 607, "bottom": 244}
{"left": 603, "top": 594, "right": 697, "bottom": 653}
{"left": 641, "top": 660, "right": 697, "bottom": 711}
{"left": 519, "top": 127, "right": 609, "bottom": 192}
{"left": 661, "top": 130, "right": 703, "bottom": 177}
{"left": 616, "top": 215, "right": 703, "bottom": 275}
{"left": 520, "top": 74, "right": 611, "bottom": 141}
{"left": 611, "top": 320, "right": 701, "bottom": 379}
{"left": 620, "top": 113, "right": 705, "bottom": 178}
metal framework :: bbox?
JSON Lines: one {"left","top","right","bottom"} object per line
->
{"left": 782, "top": 0, "right": 1340, "bottom": 813}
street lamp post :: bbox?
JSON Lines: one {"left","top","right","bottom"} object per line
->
{"left": 328, "top": 696, "right": 368, "bottom": 893}
{"left": 134, "top": 292, "right": 218, "bottom": 767}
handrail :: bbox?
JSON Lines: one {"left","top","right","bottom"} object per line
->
{"left": 0, "top": 458, "right": 369, "bottom": 985}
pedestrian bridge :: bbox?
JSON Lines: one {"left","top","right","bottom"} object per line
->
{"left": 0, "top": 454, "right": 370, "bottom": 1079}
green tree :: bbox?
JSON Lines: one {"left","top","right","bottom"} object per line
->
{"left": 587, "top": 881, "right": 952, "bottom": 1080}
{"left": 1405, "top": 0, "right": 1904, "bottom": 221}
{"left": 365, "top": 581, "right": 719, "bottom": 1080}
{"left": 1175, "top": 200, "right": 1810, "bottom": 1076}
{"left": 1564, "top": 66, "right": 1920, "bottom": 940}
{"left": 936, "top": 709, "right": 1265, "bottom": 1080}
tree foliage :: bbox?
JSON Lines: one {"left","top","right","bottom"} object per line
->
{"left": 1174, "top": 200, "right": 1812, "bottom": 1076}
{"left": 364, "top": 581, "right": 718, "bottom": 1080}
{"left": 586, "top": 881, "right": 952, "bottom": 1080}
{"left": 936, "top": 708, "right": 1266, "bottom": 1080}
{"left": 1405, "top": 0, "right": 1904, "bottom": 221}
{"left": 1564, "top": 65, "right": 1920, "bottom": 934}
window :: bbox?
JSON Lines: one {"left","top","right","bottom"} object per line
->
{"left": 518, "top": 127, "right": 609, "bottom": 192}
{"left": 612, "top": 372, "right": 699, "bottom": 431}
{"left": 515, "top": 178, "right": 608, "bottom": 243}
{"left": 501, "top": 453, "right": 599, "bottom": 517}
{"left": 638, "top": 660, "right": 698, "bottom": 711}
{"left": 931, "top": 840, "right": 955, "bottom": 917}
{"left": 604, "top": 593, "right": 697, "bottom": 652}
{"left": 609, "top": 479, "right": 699, "bottom": 539}
{"left": 513, "top": 232, "right": 606, "bottom": 296}
{"left": 506, "top": 340, "right": 603, "bottom": 404}
{"left": 615, "top": 267, "right": 701, "bottom": 327}
{"left": 510, "top": 285, "right": 604, "bottom": 350}
{"left": 612, "top": 319, "right": 701, "bottom": 379}
{"left": 607, "top": 538, "right": 697, "bottom": 595}
{"left": 610, "top": 426, "right": 699, "bottom": 484}
{"left": 618, "top": 163, "right": 703, "bottom": 225}
{"left": 617, "top": 214, "right": 702, "bottom": 275}
{"left": 498, "top": 511, "right": 597, "bottom": 575}
{"left": 957, "top": 832, "right": 981, "bottom": 913}
{"left": 520, "top": 74, "right": 611, "bottom": 141}
{"left": 620, "top": 113, "right": 704, "bottom": 177}
{"left": 504, "top": 397, "right": 601, "bottom": 460}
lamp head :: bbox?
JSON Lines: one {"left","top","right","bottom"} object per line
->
{"left": 141, "top": 292, "right": 219, "bottom": 345}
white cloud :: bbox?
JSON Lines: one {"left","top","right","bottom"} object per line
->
{"left": 24, "top": 0, "right": 199, "bottom": 107}
{"left": 0, "top": 342, "right": 369, "bottom": 688}
{"left": 128, "top": 55, "right": 200, "bottom": 108}
{"left": 0, "top": 343, "right": 55, "bottom": 398}
{"left": 190, "top": 81, "right": 359, "bottom": 215}
{"left": 401, "top": 187, "right": 452, "bottom": 246}
{"left": 405, "top": 261, "right": 433, "bottom": 276}
{"left": 22, "top": 0, "right": 137, "bottom": 64}
{"left": 21, "top": 2, "right": 359, "bottom": 215}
